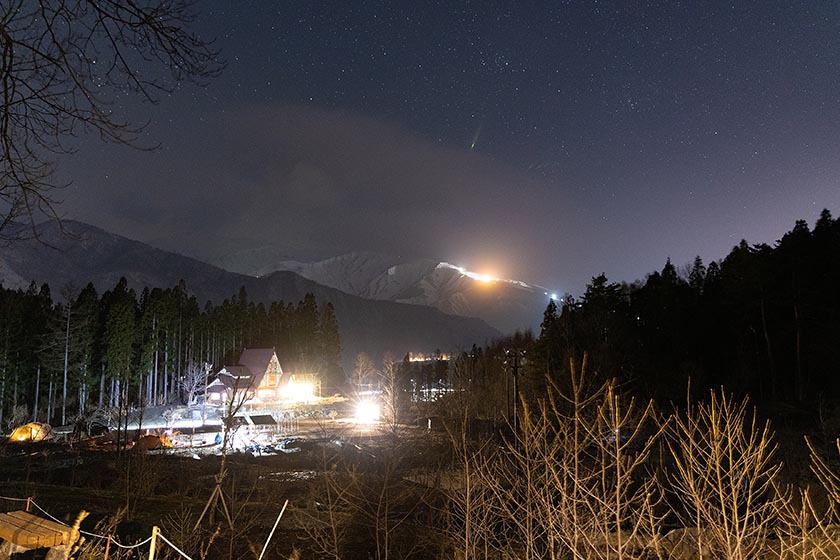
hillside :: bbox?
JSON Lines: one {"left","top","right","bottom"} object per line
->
{"left": 215, "top": 251, "right": 553, "bottom": 334}
{"left": 0, "top": 221, "right": 500, "bottom": 367}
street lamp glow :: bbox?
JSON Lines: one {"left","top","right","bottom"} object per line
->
{"left": 355, "top": 400, "right": 380, "bottom": 424}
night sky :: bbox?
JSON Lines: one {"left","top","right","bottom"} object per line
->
{"left": 60, "top": 1, "right": 840, "bottom": 296}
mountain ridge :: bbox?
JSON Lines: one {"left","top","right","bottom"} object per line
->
{"left": 0, "top": 221, "right": 501, "bottom": 368}
{"left": 216, "top": 251, "right": 554, "bottom": 334}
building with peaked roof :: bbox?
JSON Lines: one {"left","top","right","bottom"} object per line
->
{"left": 206, "top": 348, "right": 319, "bottom": 405}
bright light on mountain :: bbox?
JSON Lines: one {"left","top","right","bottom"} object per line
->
{"left": 437, "top": 263, "right": 500, "bottom": 283}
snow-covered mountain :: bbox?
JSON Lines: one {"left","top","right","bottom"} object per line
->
{"left": 235, "top": 252, "right": 553, "bottom": 334}
{"left": 0, "top": 222, "right": 500, "bottom": 368}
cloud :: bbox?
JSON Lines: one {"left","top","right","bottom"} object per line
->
{"left": 196, "top": 105, "right": 579, "bottom": 271}
{"left": 62, "top": 102, "right": 585, "bottom": 287}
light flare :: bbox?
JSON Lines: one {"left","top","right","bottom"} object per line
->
{"left": 280, "top": 379, "right": 315, "bottom": 402}
{"left": 355, "top": 400, "right": 381, "bottom": 424}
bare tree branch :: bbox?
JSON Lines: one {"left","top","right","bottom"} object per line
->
{"left": 0, "top": 0, "right": 221, "bottom": 240}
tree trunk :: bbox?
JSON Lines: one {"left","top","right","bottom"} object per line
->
{"left": 99, "top": 365, "right": 105, "bottom": 409}
{"left": 47, "top": 378, "right": 54, "bottom": 424}
{"left": 79, "top": 370, "right": 87, "bottom": 415}
{"left": 154, "top": 345, "right": 159, "bottom": 405}
{"left": 115, "top": 377, "right": 123, "bottom": 451}
{"left": 164, "top": 333, "right": 169, "bottom": 405}
{"left": 177, "top": 314, "right": 183, "bottom": 381}
{"left": 212, "top": 327, "right": 217, "bottom": 367}
{"left": 62, "top": 305, "right": 71, "bottom": 425}
{"left": 33, "top": 366, "right": 40, "bottom": 422}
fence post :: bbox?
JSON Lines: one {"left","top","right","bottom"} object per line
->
{"left": 149, "top": 526, "right": 159, "bottom": 560}
{"left": 25, "top": 497, "right": 30, "bottom": 512}
{"left": 104, "top": 535, "right": 111, "bottom": 560}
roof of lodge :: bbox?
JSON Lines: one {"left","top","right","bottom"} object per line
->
{"left": 215, "top": 349, "right": 283, "bottom": 390}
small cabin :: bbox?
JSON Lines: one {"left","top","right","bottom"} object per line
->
{"left": 207, "top": 349, "right": 319, "bottom": 405}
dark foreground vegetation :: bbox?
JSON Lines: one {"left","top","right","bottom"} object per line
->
{"left": 532, "top": 209, "right": 840, "bottom": 404}
{"left": 1, "top": 211, "right": 839, "bottom": 558}
{"left": 2, "top": 369, "right": 840, "bottom": 560}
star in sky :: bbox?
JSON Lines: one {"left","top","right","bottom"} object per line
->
{"left": 61, "top": 1, "right": 840, "bottom": 295}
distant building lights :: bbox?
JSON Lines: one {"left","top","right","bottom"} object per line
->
{"left": 408, "top": 352, "right": 450, "bottom": 362}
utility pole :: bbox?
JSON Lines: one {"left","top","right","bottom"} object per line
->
{"left": 504, "top": 349, "right": 526, "bottom": 436}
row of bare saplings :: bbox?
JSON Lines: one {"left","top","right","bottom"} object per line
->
{"left": 294, "top": 357, "right": 840, "bottom": 560}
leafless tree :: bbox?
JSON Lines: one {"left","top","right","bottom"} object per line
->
{"left": 773, "top": 437, "right": 840, "bottom": 560}
{"left": 574, "top": 381, "right": 664, "bottom": 560}
{"left": 293, "top": 442, "right": 351, "bottom": 560}
{"left": 181, "top": 359, "right": 210, "bottom": 406}
{"left": 771, "top": 484, "right": 840, "bottom": 560}
{"left": 379, "top": 353, "right": 405, "bottom": 438}
{"left": 540, "top": 355, "right": 608, "bottom": 560}
{"left": 807, "top": 438, "right": 840, "bottom": 510}
{"left": 665, "top": 390, "right": 783, "bottom": 560}
{"left": 162, "top": 508, "right": 220, "bottom": 560}
{"left": 353, "top": 352, "right": 375, "bottom": 392}
{"left": 0, "top": 0, "right": 221, "bottom": 239}
{"left": 445, "top": 352, "right": 480, "bottom": 434}
{"left": 469, "top": 356, "right": 664, "bottom": 560}
{"left": 441, "top": 418, "right": 502, "bottom": 559}
{"left": 342, "top": 444, "right": 427, "bottom": 560}
{"left": 489, "top": 398, "right": 554, "bottom": 560}
{"left": 194, "top": 373, "right": 252, "bottom": 533}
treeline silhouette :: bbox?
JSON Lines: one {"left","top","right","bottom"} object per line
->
{"left": 532, "top": 209, "right": 840, "bottom": 403}
{"left": 0, "top": 278, "right": 342, "bottom": 428}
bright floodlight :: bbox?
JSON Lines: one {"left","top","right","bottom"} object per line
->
{"left": 355, "top": 400, "right": 380, "bottom": 424}
{"left": 280, "top": 379, "right": 314, "bottom": 403}
{"left": 550, "top": 293, "right": 558, "bottom": 300}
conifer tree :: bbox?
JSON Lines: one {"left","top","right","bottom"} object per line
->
{"left": 688, "top": 256, "right": 706, "bottom": 294}
{"left": 102, "top": 278, "right": 137, "bottom": 446}
{"left": 319, "top": 302, "right": 343, "bottom": 393}
{"left": 530, "top": 299, "right": 563, "bottom": 397}
{"left": 71, "top": 284, "right": 100, "bottom": 415}
{"left": 295, "top": 293, "right": 320, "bottom": 369}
